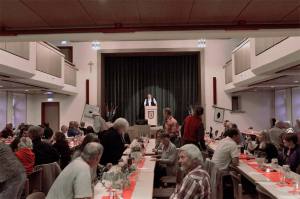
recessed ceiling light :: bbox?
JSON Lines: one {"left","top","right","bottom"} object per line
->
{"left": 61, "top": 41, "right": 67, "bottom": 45}
{"left": 25, "top": 89, "right": 29, "bottom": 92}
{"left": 47, "top": 98, "right": 53, "bottom": 102}
{"left": 270, "top": 86, "right": 275, "bottom": 88}
{"left": 44, "top": 91, "right": 53, "bottom": 95}
{"left": 197, "top": 39, "right": 206, "bottom": 48}
{"left": 91, "top": 41, "right": 101, "bottom": 50}
{"left": 0, "top": 85, "right": 3, "bottom": 88}
{"left": 294, "top": 80, "right": 299, "bottom": 83}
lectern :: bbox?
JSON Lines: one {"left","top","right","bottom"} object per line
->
{"left": 145, "top": 106, "right": 157, "bottom": 126}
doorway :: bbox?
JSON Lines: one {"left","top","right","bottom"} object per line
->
{"left": 41, "top": 102, "right": 60, "bottom": 132}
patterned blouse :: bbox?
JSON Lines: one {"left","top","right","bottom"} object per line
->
{"left": 170, "top": 165, "right": 211, "bottom": 199}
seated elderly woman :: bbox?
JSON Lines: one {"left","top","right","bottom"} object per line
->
{"left": 279, "top": 133, "right": 300, "bottom": 172}
{"left": 170, "top": 144, "right": 211, "bottom": 199}
{"left": 100, "top": 118, "right": 130, "bottom": 165}
{"left": 152, "top": 133, "right": 177, "bottom": 187}
{"left": 15, "top": 137, "right": 35, "bottom": 174}
{"left": 247, "top": 131, "right": 278, "bottom": 163}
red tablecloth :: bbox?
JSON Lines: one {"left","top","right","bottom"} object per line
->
{"left": 102, "top": 158, "right": 146, "bottom": 199}
{"left": 241, "top": 159, "right": 293, "bottom": 187}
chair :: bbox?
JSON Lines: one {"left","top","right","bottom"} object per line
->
{"left": 24, "top": 167, "right": 43, "bottom": 197}
{"left": 204, "top": 159, "right": 229, "bottom": 199}
{"left": 160, "top": 176, "right": 176, "bottom": 187}
{"left": 256, "top": 185, "right": 274, "bottom": 199}
{"left": 26, "top": 192, "right": 45, "bottom": 199}
{"left": 35, "top": 162, "right": 61, "bottom": 195}
{"left": 230, "top": 171, "right": 242, "bottom": 199}
{"left": 153, "top": 187, "right": 175, "bottom": 198}
{"left": 134, "top": 124, "right": 150, "bottom": 137}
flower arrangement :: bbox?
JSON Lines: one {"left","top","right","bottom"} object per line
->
{"left": 102, "top": 164, "right": 130, "bottom": 189}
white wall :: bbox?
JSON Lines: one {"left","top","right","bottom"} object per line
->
{"left": 203, "top": 40, "right": 273, "bottom": 132}
{"left": 27, "top": 42, "right": 98, "bottom": 127}
{"left": 26, "top": 40, "right": 273, "bottom": 132}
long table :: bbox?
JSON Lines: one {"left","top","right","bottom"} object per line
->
{"left": 94, "top": 139, "right": 156, "bottom": 199}
{"left": 207, "top": 139, "right": 300, "bottom": 199}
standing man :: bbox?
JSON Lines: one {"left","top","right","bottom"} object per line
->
{"left": 144, "top": 93, "right": 157, "bottom": 106}
{"left": 182, "top": 106, "right": 205, "bottom": 150}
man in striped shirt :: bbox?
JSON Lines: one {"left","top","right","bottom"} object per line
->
{"left": 170, "top": 144, "right": 211, "bottom": 199}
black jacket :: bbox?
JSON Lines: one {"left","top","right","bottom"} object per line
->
{"left": 100, "top": 127, "right": 126, "bottom": 165}
{"left": 32, "top": 138, "right": 59, "bottom": 166}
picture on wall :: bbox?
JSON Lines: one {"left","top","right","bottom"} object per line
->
{"left": 214, "top": 107, "right": 225, "bottom": 123}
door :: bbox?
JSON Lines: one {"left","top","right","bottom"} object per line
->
{"left": 41, "top": 102, "right": 60, "bottom": 132}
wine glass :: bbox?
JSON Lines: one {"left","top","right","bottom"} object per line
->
{"left": 271, "top": 158, "right": 279, "bottom": 170}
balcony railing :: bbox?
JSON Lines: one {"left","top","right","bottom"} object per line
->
{"left": 64, "top": 61, "right": 77, "bottom": 87}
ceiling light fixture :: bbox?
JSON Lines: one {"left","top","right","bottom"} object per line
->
{"left": 0, "top": 85, "right": 3, "bottom": 88}
{"left": 294, "top": 80, "right": 299, "bottom": 83}
{"left": 47, "top": 98, "right": 53, "bottom": 102}
{"left": 44, "top": 91, "right": 53, "bottom": 95}
{"left": 61, "top": 41, "right": 67, "bottom": 45}
{"left": 270, "top": 86, "right": 275, "bottom": 88}
{"left": 197, "top": 39, "right": 206, "bottom": 48}
{"left": 25, "top": 89, "right": 29, "bottom": 92}
{"left": 91, "top": 41, "right": 101, "bottom": 50}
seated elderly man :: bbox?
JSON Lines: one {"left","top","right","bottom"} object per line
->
{"left": 212, "top": 128, "right": 240, "bottom": 170}
{"left": 47, "top": 142, "right": 103, "bottom": 199}
{"left": 100, "top": 118, "right": 130, "bottom": 165}
{"left": 152, "top": 133, "right": 177, "bottom": 187}
{"left": 170, "top": 144, "right": 211, "bottom": 199}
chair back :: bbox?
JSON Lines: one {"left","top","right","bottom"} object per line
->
{"left": 204, "top": 159, "right": 229, "bottom": 199}
{"left": 256, "top": 185, "right": 274, "bottom": 199}
{"left": 26, "top": 192, "right": 45, "bottom": 199}
{"left": 24, "top": 167, "right": 43, "bottom": 197}
{"left": 230, "top": 171, "right": 242, "bottom": 199}
{"left": 35, "top": 162, "right": 61, "bottom": 194}
{"left": 134, "top": 124, "right": 150, "bottom": 137}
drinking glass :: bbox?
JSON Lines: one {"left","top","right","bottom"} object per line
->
{"left": 271, "top": 158, "right": 279, "bottom": 170}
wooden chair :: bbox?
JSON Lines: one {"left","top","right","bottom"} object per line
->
{"left": 160, "top": 176, "right": 176, "bottom": 187}
{"left": 230, "top": 171, "right": 243, "bottom": 199}
{"left": 26, "top": 192, "right": 45, "bottom": 199}
{"left": 153, "top": 187, "right": 175, "bottom": 198}
{"left": 35, "top": 162, "right": 61, "bottom": 195}
{"left": 256, "top": 185, "right": 274, "bottom": 199}
{"left": 24, "top": 167, "right": 43, "bottom": 197}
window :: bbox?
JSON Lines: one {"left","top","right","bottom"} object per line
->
{"left": 0, "top": 91, "right": 7, "bottom": 130}
{"left": 58, "top": 46, "right": 73, "bottom": 63}
{"left": 232, "top": 96, "right": 241, "bottom": 112}
{"left": 12, "top": 93, "right": 27, "bottom": 127}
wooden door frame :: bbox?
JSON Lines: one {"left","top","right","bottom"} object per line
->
{"left": 41, "top": 102, "right": 60, "bottom": 129}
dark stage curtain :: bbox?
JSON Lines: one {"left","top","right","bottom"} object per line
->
{"left": 104, "top": 53, "right": 199, "bottom": 125}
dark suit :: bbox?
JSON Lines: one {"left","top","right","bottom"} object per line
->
{"left": 100, "top": 127, "right": 126, "bottom": 165}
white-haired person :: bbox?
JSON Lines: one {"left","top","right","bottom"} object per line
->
{"left": 47, "top": 142, "right": 103, "bottom": 199}
{"left": 100, "top": 118, "right": 130, "bottom": 165}
{"left": 170, "top": 144, "right": 211, "bottom": 199}
{"left": 15, "top": 137, "right": 35, "bottom": 174}
{"left": 0, "top": 143, "right": 26, "bottom": 199}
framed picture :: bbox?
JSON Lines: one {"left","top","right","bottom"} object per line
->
{"left": 214, "top": 107, "right": 225, "bottom": 123}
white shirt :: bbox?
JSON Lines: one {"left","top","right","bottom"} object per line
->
{"left": 212, "top": 136, "right": 239, "bottom": 170}
{"left": 46, "top": 157, "right": 92, "bottom": 199}
{"left": 144, "top": 98, "right": 157, "bottom": 106}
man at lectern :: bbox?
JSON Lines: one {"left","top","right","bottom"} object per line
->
{"left": 144, "top": 93, "right": 157, "bottom": 106}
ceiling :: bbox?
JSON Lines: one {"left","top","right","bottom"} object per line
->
{"left": 242, "top": 64, "right": 300, "bottom": 92}
{"left": 0, "top": 79, "right": 48, "bottom": 94}
{"left": 0, "top": 0, "right": 299, "bottom": 36}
